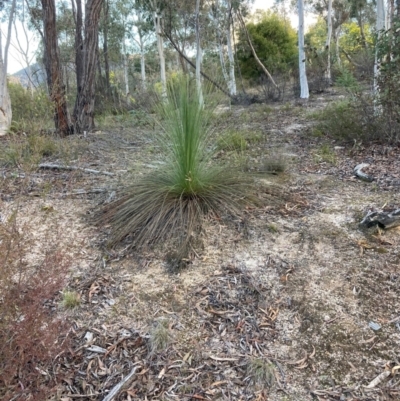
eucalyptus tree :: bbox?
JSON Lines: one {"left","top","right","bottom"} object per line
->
{"left": 0, "top": 0, "right": 16, "bottom": 135}
{"left": 147, "top": 0, "right": 166, "bottom": 96}
{"left": 40, "top": 0, "right": 73, "bottom": 135}
{"left": 298, "top": 0, "right": 309, "bottom": 98}
{"left": 373, "top": 0, "right": 385, "bottom": 94}
{"left": 130, "top": 0, "right": 153, "bottom": 89}
{"left": 73, "top": 0, "right": 103, "bottom": 133}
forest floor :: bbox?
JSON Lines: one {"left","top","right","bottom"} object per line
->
{"left": 1, "top": 90, "right": 400, "bottom": 401}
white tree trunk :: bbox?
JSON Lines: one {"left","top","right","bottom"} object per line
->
{"left": 335, "top": 27, "right": 341, "bottom": 66}
{"left": 195, "top": 0, "right": 203, "bottom": 105}
{"left": 153, "top": 7, "right": 166, "bottom": 97}
{"left": 122, "top": 35, "right": 130, "bottom": 103}
{"left": 374, "top": 0, "right": 386, "bottom": 95}
{"left": 325, "top": 0, "right": 333, "bottom": 84}
{"left": 226, "top": 6, "right": 237, "bottom": 96}
{"left": 137, "top": 13, "right": 146, "bottom": 89}
{"left": 298, "top": 0, "right": 309, "bottom": 98}
{"left": 0, "top": 0, "right": 16, "bottom": 135}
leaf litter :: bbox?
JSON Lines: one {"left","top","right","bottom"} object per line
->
{"left": 1, "top": 92, "right": 400, "bottom": 400}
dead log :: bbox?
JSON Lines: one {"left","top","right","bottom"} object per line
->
{"left": 359, "top": 208, "right": 400, "bottom": 229}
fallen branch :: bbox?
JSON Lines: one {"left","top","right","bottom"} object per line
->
{"left": 102, "top": 366, "right": 139, "bottom": 401}
{"left": 360, "top": 208, "right": 400, "bottom": 229}
{"left": 354, "top": 163, "right": 374, "bottom": 182}
{"left": 38, "top": 163, "right": 114, "bottom": 176}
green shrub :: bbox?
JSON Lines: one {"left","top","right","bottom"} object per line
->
{"left": 335, "top": 67, "right": 360, "bottom": 91}
{"left": 217, "top": 130, "right": 248, "bottom": 151}
{"left": 8, "top": 82, "right": 53, "bottom": 132}
{"left": 237, "top": 11, "right": 298, "bottom": 79}
{"left": 312, "top": 98, "right": 379, "bottom": 143}
{"left": 99, "top": 76, "right": 258, "bottom": 259}
{"left": 0, "top": 133, "right": 60, "bottom": 168}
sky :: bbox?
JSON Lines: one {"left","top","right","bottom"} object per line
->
{"left": 5, "top": 0, "right": 315, "bottom": 75}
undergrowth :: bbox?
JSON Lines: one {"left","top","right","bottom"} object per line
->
{"left": 0, "top": 212, "right": 71, "bottom": 400}
{"left": 0, "top": 132, "right": 85, "bottom": 170}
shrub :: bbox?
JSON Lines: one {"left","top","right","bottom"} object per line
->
{"left": 312, "top": 98, "right": 380, "bottom": 143}
{"left": 0, "top": 213, "right": 71, "bottom": 400}
{"left": 237, "top": 11, "right": 298, "bottom": 79}
{"left": 8, "top": 82, "right": 53, "bottom": 132}
{"left": 99, "top": 76, "right": 258, "bottom": 259}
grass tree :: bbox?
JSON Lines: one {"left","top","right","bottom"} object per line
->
{"left": 99, "top": 76, "right": 256, "bottom": 262}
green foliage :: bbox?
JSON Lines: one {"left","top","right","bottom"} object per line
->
{"left": 237, "top": 11, "right": 298, "bottom": 79}
{"left": 0, "top": 134, "right": 56, "bottom": 168}
{"left": 314, "top": 144, "right": 337, "bottom": 165}
{"left": 217, "top": 129, "right": 263, "bottom": 152}
{"left": 335, "top": 66, "right": 359, "bottom": 91}
{"left": 312, "top": 98, "right": 381, "bottom": 143}
{"left": 8, "top": 82, "right": 53, "bottom": 132}
{"left": 340, "top": 21, "right": 373, "bottom": 55}
{"left": 99, "top": 76, "right": 257, "bottom": 258}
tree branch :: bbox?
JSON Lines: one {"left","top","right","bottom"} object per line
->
{"left": 162, "top": 29, "right": 233, "bottom": 99}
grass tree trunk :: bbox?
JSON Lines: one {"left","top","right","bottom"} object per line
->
{"left": 73, "top": 0, "right": 103, "bottom": 134}
{"left": 41, "top": 0, "right": 73, "bottom": 136}
{"left": 298, "top": 0, "right": 309, "bottom": 99}
{"left": 195, "top": 0, "right": 204, "bottom": 105}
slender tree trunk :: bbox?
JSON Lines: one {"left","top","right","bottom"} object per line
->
{"left": 74, "top": 0, "right": 84, "bottom": 103}
{"left": 103, "top": 0, "right": 111, "bottom": 97}
{"left": 73, "top": 0, "right": 103, "bottom": 133}
{"left": 41, "top": 0, "right": 73, "bottom": 135}
{"left": 218, "top": 36, "right": 229, "bottom": 86}
{"left": 0, "top": 0, "right": 16, "bottom": 135}
{"left": 137, "top": 12, "right": 146, "bottom": 89}
{"left": 140, "top": 43, "right": 146, "bottom": 89}
{"left": 149, "top": 0, "right": 166, "bottom": 96}
{"left": 195, "top": 0, "right": 203, "bottom": 105}
{"left": 122, "top": 34, "right": 130, "bottom": 103}
{"left": 335, "top": 27, "right": 341, "bottom": 66}
{"left": 226, "top": 4, "right": 237, "bottom": 96}
{"left": 374, "top": 0, "right": 386, "bottom": 95}
{"left": 325, "top": 0, "right": 333, "bottom": 84}
{"left": 154, "top": 10, "right": 166, "bottom": 96}
{"left": 298, "top": 0, "right": 309, "bottom": 98}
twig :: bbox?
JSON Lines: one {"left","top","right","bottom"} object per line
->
{"left": 38, "top": 163, "right": 114, "bottom": 176}
{"left": 102, "top": 366, "right": 139, "bottom": 401}
{"left": 65, "top": 188, "right": 109, "bottom": 196}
